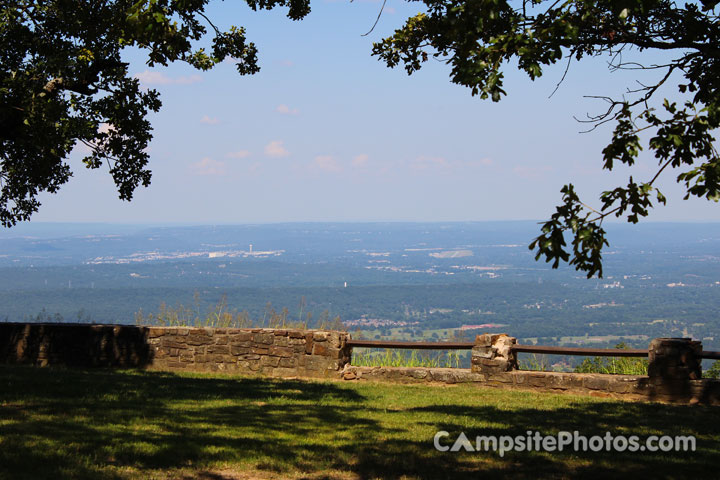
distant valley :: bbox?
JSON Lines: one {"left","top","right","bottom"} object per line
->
{"left": 1, "top": 221, "right": 719, "bottom": 359}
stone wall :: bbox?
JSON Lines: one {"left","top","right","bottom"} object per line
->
{"left": 3, "top": 323, "right": 719, "bottom": 404}
{"left": 0, "top": 323, "right": 152, "bottom": 368}
{"left": 464, "top": 333, "right": 720, "bottom": 404}
{"left": 149, "top": 326, "right": 350, "bottom": 378}
{"left": 0, "top": 323, "right": 351, "bottom": 378}
{"left": 340, "top": 333, "right": 720, "bottom": 405}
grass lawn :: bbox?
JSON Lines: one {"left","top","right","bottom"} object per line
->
{"left": 0, "top": 365, "right": 717, "bottom": 479}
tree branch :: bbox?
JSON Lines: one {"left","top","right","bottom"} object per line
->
{"left": 361, "top": 0, "right": 388, "bottom": 37}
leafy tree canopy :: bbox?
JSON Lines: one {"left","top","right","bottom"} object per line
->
{"left": 0, "top": 0, "right": 308, "bottom": 227}
{"left": 373, "top": 0, "right": 720, "bottom": 277}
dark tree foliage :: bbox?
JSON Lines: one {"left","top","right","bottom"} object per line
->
{"left": 0, "top": 0, "right": 309, "bottom": 226}
{"left": 373, "top": 0, "right": 720, "bottom": 277}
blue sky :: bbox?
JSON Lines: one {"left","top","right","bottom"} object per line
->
{"left": 32, "top": 0, "right": 719, "bottom": 224}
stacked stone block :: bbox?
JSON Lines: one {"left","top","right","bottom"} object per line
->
{"left": 648, "top": 337, "right": 702, "bottom": 380}
{"left": 647, "top": 337, "right": 704, "bottom": 400}
{"left": 471, "top": 333, "right": 518, "bottom": 374}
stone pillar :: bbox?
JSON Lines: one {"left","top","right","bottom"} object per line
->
{"left": 648, "top": 338, "right": 702, "bottom": 381}
{"left": 471, "top": 333, "right": 517, "bottom": 374}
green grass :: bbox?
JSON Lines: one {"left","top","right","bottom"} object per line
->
{"left": 574, "top": 356, "right": 649, "bottom": 376}
{"left": 352, "top": 348, "right": 466, "bottom": 368}
{"left": 518, "top": 353, "right": 553, "bottom": 372}
{"left": 1, "top": 366, "right": 718, "bottom": 479}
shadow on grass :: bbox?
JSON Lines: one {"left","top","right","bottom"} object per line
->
{"left": 411, "top": 400, "right": 719, "bottom": 479}
{"left": 0, "top": 366, "right": 718, "bottom": 479}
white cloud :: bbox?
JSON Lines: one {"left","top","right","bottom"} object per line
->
{"left": 264, "top": 140, "right": 290, "bottom": 157}
{"left": 191, "top": 157, "right": 226, "bottom": 176}
{"left": 174, "top": 75, "right": 203, "bottom": 85}
{"left": 225, "top": 150, "right": 251, "bottom": 159}
{"left": 133, "top": 70, "right": 203, "bottom": 86}
{"left": 280, "top": 60, "right": 294, "bottom": 67}
{"left": 200, "top": 115, "right": 219, "bottom": 125}
{"left": 134, "top": 70, "right": 172, "bottom": 85}
{"left": 411, "top": 156, "right": 449, "bottom": 171}
{"left": 352, "top": 154, "right": 369, "bottom": 167}
{"left": 313, "top": 155, "right": 341, "bottom": 173}
{"left": 275, "top": 104, "right": 299, "bottom": 115}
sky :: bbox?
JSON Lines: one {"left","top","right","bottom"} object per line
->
{"left": 31, "top": 0, "right": 719, "bottom": 224}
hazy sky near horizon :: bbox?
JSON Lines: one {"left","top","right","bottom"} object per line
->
{"left": 31, "top": 0, "right": 719, "bottom": 225}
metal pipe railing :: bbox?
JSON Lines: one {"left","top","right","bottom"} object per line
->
{"left": 511, "top": 344, "right": 647, "bottom": 357}
{"left": 346, "top": 339, "right": 474, "bottom": 350}
{"left": 346, "top": 338, "right": 720, "bottom": 360}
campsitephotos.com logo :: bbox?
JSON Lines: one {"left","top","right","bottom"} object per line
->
{"left": 434, "top": 430, "right": 696, "bottom": 457}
